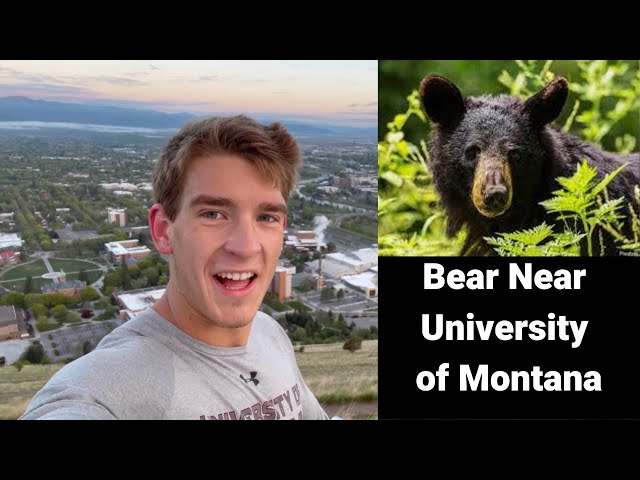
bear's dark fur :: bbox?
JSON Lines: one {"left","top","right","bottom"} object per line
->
{"left": 419, "top": 75, "right": 640, "bottom": 255}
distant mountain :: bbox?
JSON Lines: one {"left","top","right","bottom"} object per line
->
{"left": 0, "top": 96, "right": 194, "bottom": 129}
{"left": 0, "top": 97, "right": 376, "bottom": 138}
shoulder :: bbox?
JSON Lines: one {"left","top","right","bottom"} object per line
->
{"left": 252, "top": 310, "right": 289, "bottom": 338}
{"left": 250, "top": 311, "right": 294, "bottom": 353}
{"left": 22, "top": 313, "right": 176, "bottom": 419}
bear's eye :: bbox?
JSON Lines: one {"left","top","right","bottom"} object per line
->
{"left": 508, "top": 150, "right": 522, "bottom": 163}
{"left": 464, "top": 145, "right": 481, "bottom": 162}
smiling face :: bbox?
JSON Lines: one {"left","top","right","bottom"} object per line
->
{"left": 150, "top": 153, "right": 286, "bottom": 343}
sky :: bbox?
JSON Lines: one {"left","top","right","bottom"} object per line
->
{"left": 0, "top": 60, "right": 377, "bottom": 127}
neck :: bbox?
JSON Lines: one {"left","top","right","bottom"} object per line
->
{"left": 153, "top": 283, "right": 252, "bottom": 347}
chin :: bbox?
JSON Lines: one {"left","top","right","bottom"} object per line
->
{"left": 210, "top": 307, "right": 256, "bottom": 329}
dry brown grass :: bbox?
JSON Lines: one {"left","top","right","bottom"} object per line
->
{"left": 0, "top": 364, "right": 64, "bottom": 420}
{"left": 0, "top": 339, "right": 378, "bottom": 420}
{"left": 295, "top": 340, "right": 378, "bottom": 404}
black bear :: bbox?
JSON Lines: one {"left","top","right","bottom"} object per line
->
{"left": 419, "top": 75, "right": 640, "bottom": 255}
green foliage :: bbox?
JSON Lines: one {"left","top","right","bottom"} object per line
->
{"left": 486, "top": 161, "right": 638, "bottom": 256}
{"left": 0, "top": 292, "right": 26, "bottom": 308}
{"left": 499, "top": 60, "right": 640, "bottom": 151}
{"left": 285, "top": 300, "right": 311, "bottom": 312}
{"left": 31, "top": 304, "right": 48, "bottom": 318}
{"left": 540, "top": 160, "right": 627, "bottom": 256}
{"left": 378, "top": 91, "right": 462, "bottom": 256}
{"left": 80, "top": 287, "right": 99, "bottom": 303}
{"left": 120, "top": 260, "right": 131, "bottom": 290}
{"left": 380, "top": 60, "right": 639, "bottom": 256}
{"left": 50, "top": 304, "right": 68, "bottom": 320}
{"left": 320, "top": 286, "right": 335, "bottom": 302}
{"left": 262, "top": 292, "right": 288, "bottom": 312}
{"left": 343, "top": 337, "right": 362, "bottom": 353}
{"left": 485, "top": 223, "right": 583, "bottom": 257}
{"left": 23, "top": 275, "right": 33, "bottom": 294}
{"left": 20, "top": 344, "right": 49, "bottom": 364}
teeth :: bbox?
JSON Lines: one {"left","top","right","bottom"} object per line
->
{"left": 216, "top": 272, "right": 255, "bottom": 280}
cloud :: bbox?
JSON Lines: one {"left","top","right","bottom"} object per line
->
{"left": 0, "top": 67, "right": 70, "bottom": 86}
{"left": 0, "top": 68, "right": 146, "bottom": 89}
{"left": 85, "top": 76, "right": 146, "bottom": 87}
{"left": 335, "top": 111, "right": 378, "bottom": 116}
{"left": 0, "top": 82, "right": 95, "bottom": 96}
{"left": 347, "top": 101, "right": 378, "bottom": 108}
{"left": 195, "top": 74, "right": 222, "bottom": 82}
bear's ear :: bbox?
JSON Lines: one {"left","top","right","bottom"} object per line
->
{"left": 419, "top": 75, "right": 465, "bottom": 131}
{"left": 523, "top": 77, "right": 568, "bottom": 126}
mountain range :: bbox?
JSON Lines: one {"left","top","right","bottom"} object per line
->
{"left": 0, "top": 96, "right": 375, "bottom": 137}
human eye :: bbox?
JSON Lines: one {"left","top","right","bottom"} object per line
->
{"left": 258, "top": 214, "right": 279, "bottom": 223}
{"left": 200, "top": 211, "right": 224, "bottom": 220}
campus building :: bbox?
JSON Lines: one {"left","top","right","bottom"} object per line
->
{"left": 105, "top": 239, "right": 152, "bottom": 263}
{"left": 305, "top": 246, "right": 379, "bottom": 298}
{"left": 41, "top": 280, "right": 86, "bottom": 296}
{"left": 0, "top": 305, "right": 29, "bottom": 341}
{"left": 269, "top": 265, "right": 296, "bottom": 300}
{"left": 107, "top": 207, "right": 128, "bottom": 227}
{"left": 284, "top": 230, "right": 323, "bottom": 252}
{"left": 0, "top": 233, "right": 23, "bottom": 251}
{"left": 114, "top": 286, "right": 166, "bottom": 321}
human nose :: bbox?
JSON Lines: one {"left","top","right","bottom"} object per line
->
{"left": 224, "top": 219, "right": 261, "bottom": 257}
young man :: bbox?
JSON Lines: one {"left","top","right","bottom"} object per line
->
{"left": 21, "top": 116, "right": 329, "bottom": 420}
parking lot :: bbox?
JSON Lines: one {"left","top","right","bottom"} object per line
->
{"left": 39, "top": 320, "right": 124, "bottom": 362}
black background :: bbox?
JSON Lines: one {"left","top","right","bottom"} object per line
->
{"left": 379, "top": 256, "right": 640, "bottom": 419}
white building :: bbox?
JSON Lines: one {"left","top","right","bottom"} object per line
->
{"left": 0, "top": 233, "right": 24, "bottom": 251}
{"left": 105, "top": 239, "right": 152, "bottom": 263}
{"left": 114, "top": 287, "right": 166, "bottom": 321}
{"left": 107, "top": 207, "right": 128, "bottom": 227}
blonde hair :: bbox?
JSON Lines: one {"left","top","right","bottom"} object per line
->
{"left": 153, "top": 115, "right": 301, "bottom": 220}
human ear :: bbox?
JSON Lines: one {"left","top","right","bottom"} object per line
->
{"left": 148, "top": 203, "right": 173, "bottom": 255}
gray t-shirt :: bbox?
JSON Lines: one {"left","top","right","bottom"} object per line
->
{"left": 20, "top": 308, "right": 329, "bottom": 420}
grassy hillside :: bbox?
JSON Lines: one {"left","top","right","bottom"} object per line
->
{"left": 1, "top": 340, "right": 378, "bottom": 420}
{"left": 0, "top": 364, "right": 64, "bottom": 420}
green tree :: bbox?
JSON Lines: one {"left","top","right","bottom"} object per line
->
{"left": 80, "top": 287, "right": 99, "bottom": 303}
{"left": 120, "top": 262, "right": 131, "bottom": 290}
{"left": 21, "top": 344, "right": 49, "bottom": 364}
{"left": 0, "top": 292, "right": 25, "bottom": 308}
{"left": 24, "top": 293, "right": 44, "bottom": 308}
{"left": 320, "top": 287, "right": 335, "bottom": 302}
{"left": 142, "top": 267, "right": 159, "bottom": 286}
{"left": 78, "top": 269, "right": 89, "bottom": 284}
{"left": 31, "top": 304, "right": 48, "bottom": 318}
{"left": 23, "top": 275, "right": 33, "bottom": 294}
{"left": 50, "top": 304, "right": 68, "bottom": 320}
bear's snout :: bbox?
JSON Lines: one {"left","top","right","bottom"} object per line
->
{"left": 471, "top": 157, "right": 513, "bottom": 218}
{"left": 483, "top": 184, "right": 509, "bottom": 212}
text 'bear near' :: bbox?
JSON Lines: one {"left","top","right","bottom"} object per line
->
{"left": 419, "top": 75, "right": 640, "bottom": 256}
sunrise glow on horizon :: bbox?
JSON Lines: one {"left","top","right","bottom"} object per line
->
{"left": 0, "top": 60, "right": 377, "bottom": 127}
